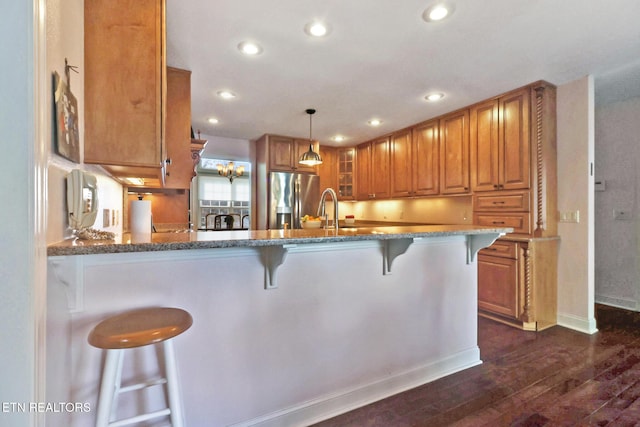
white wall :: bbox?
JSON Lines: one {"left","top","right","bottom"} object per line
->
{"left": 200, "top": 133, "right": 252, "bottom": 161}
{"left": 594, "top": 96, "right": 640, "bottom": 310}
{"left": 46, "top": 0, "right": 124, "bottom": 245}
{"left": 556, "top": 76, "right": 597, "bottom": 333}
{"left": 0, "top": 1, "right": 46, "bottom": 426}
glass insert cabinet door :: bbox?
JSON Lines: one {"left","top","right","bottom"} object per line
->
{"left": 338, "top": 148, "right": 354, "bottom": 200}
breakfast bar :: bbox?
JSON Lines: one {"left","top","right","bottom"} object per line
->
{"left": 47, "top": 225, "right": 509, "bottom": 426}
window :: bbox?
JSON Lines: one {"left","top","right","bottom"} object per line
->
{"left": 196, "top": 158, "right": 251, "bottom": 229}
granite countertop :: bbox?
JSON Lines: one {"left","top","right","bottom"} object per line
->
{"left": 47, "top": 224, "right": 513, "bottom": 256}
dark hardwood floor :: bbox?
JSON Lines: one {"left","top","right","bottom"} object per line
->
{"left": 312, "top": 305, "right": 640, "bottom": 427}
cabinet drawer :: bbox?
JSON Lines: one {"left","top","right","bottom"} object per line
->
{"left": 479, "top": 240, "right": 517, "bottom": 259}
{"left": 474, "top": 190, "right": 530, "bottom": 211}
{"left": 474, "top": 213, "right": 531, "bottom": 235}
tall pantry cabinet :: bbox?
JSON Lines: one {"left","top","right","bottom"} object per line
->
{"left": 471, "top": 81, "right": 558, "bottom": 331}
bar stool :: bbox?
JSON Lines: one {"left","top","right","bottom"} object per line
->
{"left": 88, "top": 307, "right": 193, "bottom": 427}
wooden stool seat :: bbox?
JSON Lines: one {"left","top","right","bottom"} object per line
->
{"left": 89, "top": 307, "right": 193, "bottom": 349}
{"left": 89, "top": 307, "right": 192, "bottom": 427}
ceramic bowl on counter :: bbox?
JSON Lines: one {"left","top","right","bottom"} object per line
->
{"left": 344, "top": 217, "right": 355, "bottom": 225}
{"left": 301, "top": 220, "right": 322, "bottom": 229}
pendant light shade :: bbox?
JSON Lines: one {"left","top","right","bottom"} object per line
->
{"left": 299, "top": 109, "right": 323, "bottom": 166}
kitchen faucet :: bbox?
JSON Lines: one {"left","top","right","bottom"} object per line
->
{"left": 317, "top": 188, "right": 339, "bottom": 230}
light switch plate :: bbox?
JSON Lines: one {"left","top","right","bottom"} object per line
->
{"left": 102, "top": 209, "right": 110, "bottom": 227}
{"left": 559, "top": 210, "right": 580, "bottom": 223}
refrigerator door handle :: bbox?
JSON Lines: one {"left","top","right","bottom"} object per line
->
{"left": 294, "top": 178, "right": 300, "bottom": 228}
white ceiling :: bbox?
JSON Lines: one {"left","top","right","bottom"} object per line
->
{"left": 166, "top": 0, "right": 640, "bottom": 147}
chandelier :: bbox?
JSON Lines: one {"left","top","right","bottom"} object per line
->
{"left": 217, "top": 161, "right": 244, "bottom": 183}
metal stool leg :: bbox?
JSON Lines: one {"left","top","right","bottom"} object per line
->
{"left": 95, "top": 349, "right": 123, "bottom": 427}
{"left": 163, "top": 339, "right": 184, "bottom": 427}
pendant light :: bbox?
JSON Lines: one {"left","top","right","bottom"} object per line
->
{"left": 299, "top": 108, "right": 323, "bottom": 166}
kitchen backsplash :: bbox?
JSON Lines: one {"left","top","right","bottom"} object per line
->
{"left": 338, "top": 196, "right": 472, "bottom": 225}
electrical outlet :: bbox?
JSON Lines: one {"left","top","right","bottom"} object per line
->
{"left": 613, "top": 209, "right": 632, "bottom": 220}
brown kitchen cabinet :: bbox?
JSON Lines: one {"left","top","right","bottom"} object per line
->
{"left": 439, "top": 109, "right": 470, "bottom": 195}
{"left": 472, "top": 82, "right": 557, "bottom": 238}
{"left": 478, "top": 237, "right": 558, "bottom": 331}
{"left": 258, "top": 135, "right": 319, "bottom": 173}
{"left": 317, "top": 145, "right": 337, "bottom": 195}
{"left": 355, "top": 143, "right": 371, "bottom": 200}
{"left": 163, "top": 67, "right": 194, "bottom": 189}
{"left": 390, "top": 129, "right": 412, "bottom": 197}
{"left": 387, "top": 119, "right": 440, "bottom": 198}
{"left": 474, "top": 81, "right": 558, "bottom": 331}
{"left": 471, "top": 88, "right": 530, "bottom": 192}
{"left": 356, "top": 137, "right": 390, "bottom": 200}
{"left": 412, "top": 119, "right": 440, "bottom": 196}
{"left": 84, "top": 0, "right": 167, "bottom": 185}
{"left": 337, "top": 148, "right": 355, "bottom": 200}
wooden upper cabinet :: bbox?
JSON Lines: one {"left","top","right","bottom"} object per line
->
{"left": 470, "top": 99, "right": 499, "bottom": 192}
{"left": 164, "top": 67, "right": 193, "bottom": 189}
{"left": 355, "top": 143, "right": 371, "bottom": 200}
{"left": 500, "top": 88, "right": 530, "bottom": 190}
{"left": 356, "top": 137, "right": 390, "bottom": 200}
{"left": 317, "top": 145, "right": 338, "bottom": 195}
{"left": 439, "top": 110, "right": 470, "bottom": 194}
{"left": 471, "top": 88, "right": 530, "bottom": 192}
{"left": 412, "top": 120, "right": 440, "bottom": 196}
{"left": 337, "top": 148, "right": 355, "bottom": 200}
{"left": 256, "top": 134, "right": 319, "bottom": 174}
{"left": 266, "top": 135, "right": 318, "bottom": 173}
{"left": 84, "top": 0, "right": 166, "bottom": 177}
{"left": 269, "top": 136, "right": 296, "bottom": 171}
{"left": 371, "top": 137, "right": 391, "bottom": 199}
{"left": 390, "top": 129, "right": 412, "bottom": 197}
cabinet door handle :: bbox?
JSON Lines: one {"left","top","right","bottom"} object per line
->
{"left": 492, "top": 201, "right": 505, "bottom": 204}
{"left": 492, "top": 221, "right": 505, "bottom": 225}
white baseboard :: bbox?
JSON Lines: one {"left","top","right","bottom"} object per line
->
{"left": 595, "top": 294, "right": 640, "bottom": 311}
{"left": 230, "top": 347, "right": 481, "bottom": 427}
{"left": 557, "top": 312, "right": 598, "bottom": 334}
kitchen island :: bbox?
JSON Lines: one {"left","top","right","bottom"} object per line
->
{"left": 47, "top": 225, "right": 509, "bottom": 426}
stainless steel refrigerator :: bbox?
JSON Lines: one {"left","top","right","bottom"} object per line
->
{"left": 268, "top": 172, "right": 320, "bottom": 229}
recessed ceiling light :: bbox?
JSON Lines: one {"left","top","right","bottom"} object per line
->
{"left": 304, "top": 21, "right": 330, "bottom": 37}
{"left": 425, "top": 92, "right": 445, "bottom": 102}
{"left": 217, "top": 90, "right": 236, "bottom": 99}
{"left": 208, "top": 117, "right": 219, "bottom": 124}
{"left": 422, "top": 3, "right": 455, "bottom": 22}
{"left": 332, "top": 135, "right": 346, "bottom": 142}
{"left": 237, "top": 41, "right": 262, "bottom": 56}
{"left": 368, "top": 119, "right": 383, "bottom": 126}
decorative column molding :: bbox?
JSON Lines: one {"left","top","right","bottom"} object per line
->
{"left": 521, "top": 244, "right": 533, "bottom": 323}
{"left": 534, "top": 85, "right": 546, "bottom": 235}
